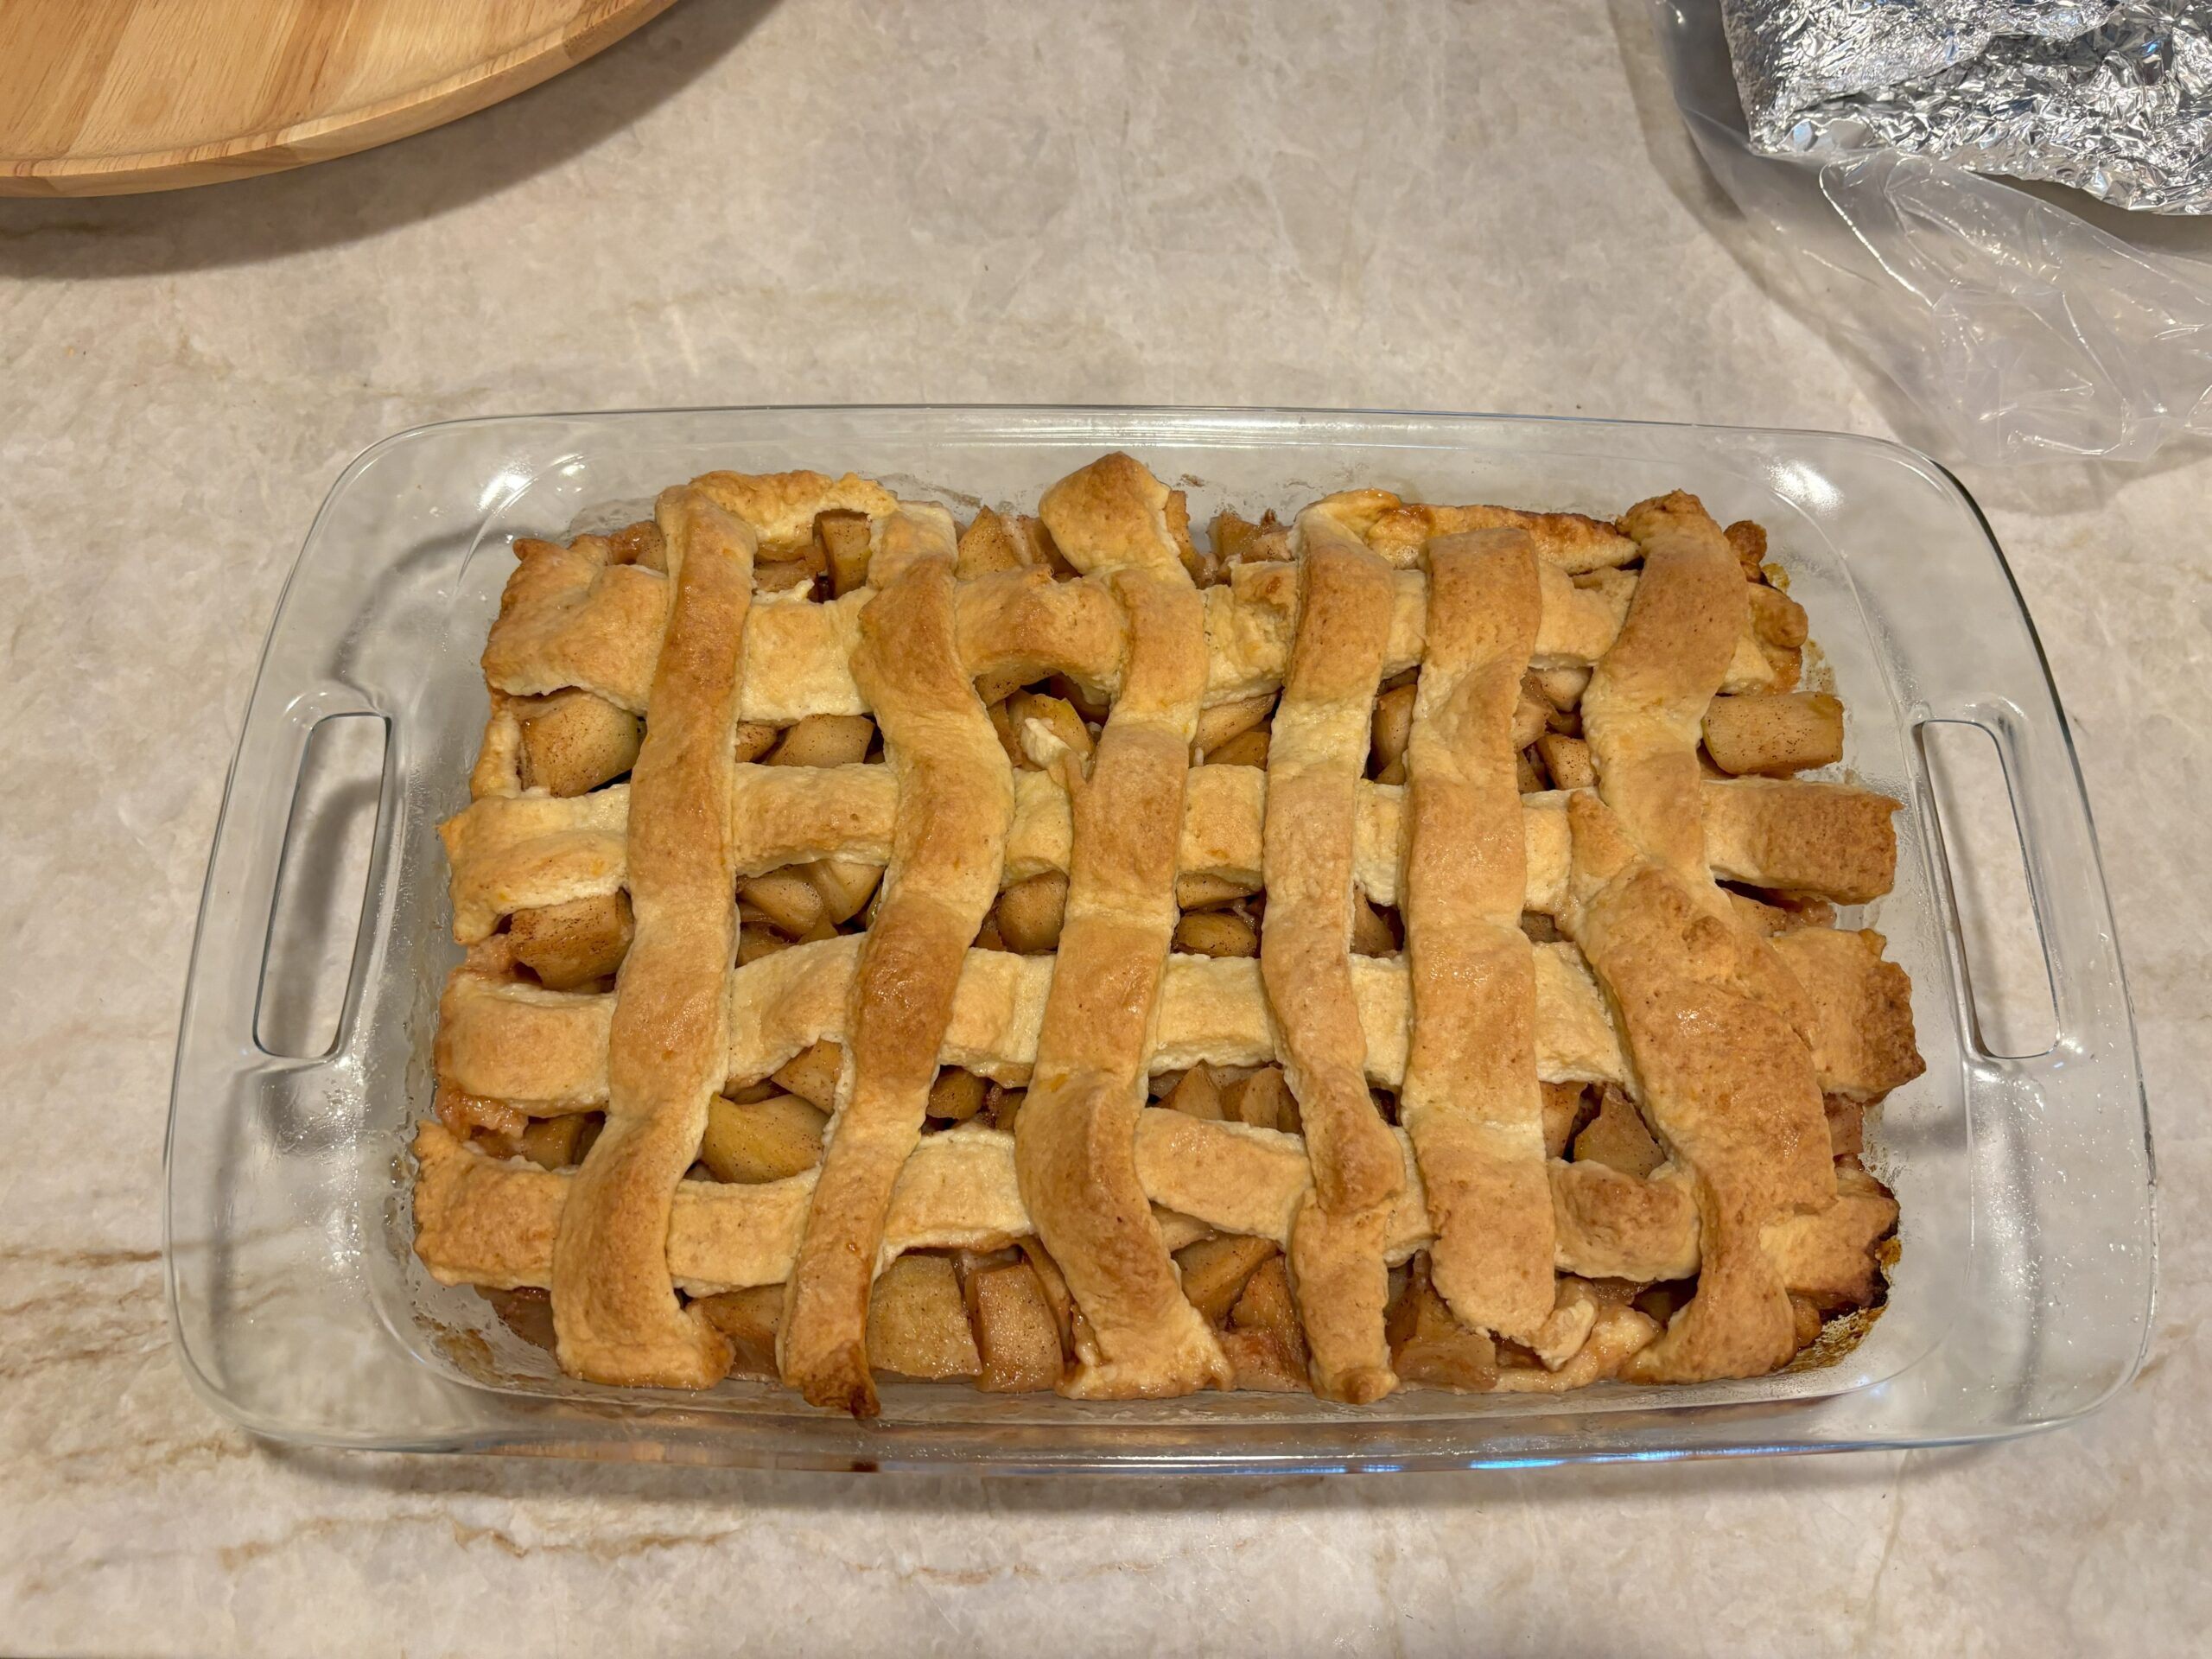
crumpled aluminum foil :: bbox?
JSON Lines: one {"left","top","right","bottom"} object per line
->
{"left": 1722, "top": 1, "right": 2212, "bottom": 213}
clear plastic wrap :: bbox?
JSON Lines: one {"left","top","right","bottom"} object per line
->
{"left": 1653, "top": 0, "right": 2212, "bottom": 463}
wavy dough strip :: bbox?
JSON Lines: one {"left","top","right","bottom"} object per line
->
{"left": 436, "top": 913, "right": 1920, "bottom": 1113}
{"left": 480, "top": 538, "right": 1778, "bottom": 721}
{"left": 415, "top": 1114, "right": 1899, "bottom": 1310}
{"left": 441, "top": 769, "right": 1899, "bottom": 944}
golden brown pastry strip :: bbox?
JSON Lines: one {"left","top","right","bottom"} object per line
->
{"left": 1565, "top": 493, "right": 1834, "bottom": 1383}
{"left": 436, "top": 932, "right": 1656, "bottom": 1102}
{"left": 442, "top": 769, "right": 1897, "bottom": 944}
{"left": 1037, "top": 450, "right": 1190, "bottom": 575}
{"left": 418, "top": 1110, "right": 1895, "bottom": 1304}
{"left": 1580, "top": 495, "right": 1744, "bottom": 885}
{"left": 1262, "top": 516, "right": 1402, "bottom": 1402}
{"left": 435, "top": 910, "right": 1926, "bottom": 1112}
{"left": 1584, "top": 499, "right": 1815, "bottom": 1033}
{"left": 778, "top": 516, "right": 1014, "bottom": 1415}
{"left": 1304, "top": 489, "right": 1639, "bottom": 572}
{"left": 1016, "top": 479, "right": 1233, "bottom": 1397}
{"left": 548, "top": 488, "right": 752, "bottom": 1387}
{"left": 1398, "top": 529, "right": 1554, "bottom": 1343}
{"left": 480, "top": 536, "right": 669, "bottom": 714}
{"left": 953, "top": 569, "right": 1126, "bottom": 705}
{"left": 480, "top": 544, "right": 1779, "bottom": 725}
{"left": 1770, "top": 926, "right": 1926, "bottom": 1103}
{"left": 689, "top": 468, "right": 898, "bottom": 552}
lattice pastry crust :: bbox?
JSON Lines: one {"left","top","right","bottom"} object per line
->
{"left": 415, "top": 454, "right": 1923, "bottom": 1411}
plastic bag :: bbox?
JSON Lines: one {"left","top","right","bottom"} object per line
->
{"left": 1650, "top": 0, "right": 2212, "bottom": 464}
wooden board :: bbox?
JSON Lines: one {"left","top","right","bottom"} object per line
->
{"left": 0, "top": 0, "right": 680, "bottom": 198}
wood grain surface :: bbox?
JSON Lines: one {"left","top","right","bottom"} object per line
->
{"left": 0, "top": 0, "right": 681, "bottom": 197}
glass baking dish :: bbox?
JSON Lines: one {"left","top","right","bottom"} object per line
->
{"left": 166, "top": 405, "right": 2155, "bottom": 1471}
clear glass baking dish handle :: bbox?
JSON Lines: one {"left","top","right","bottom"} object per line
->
{"left": 167, "top": 669, "right": 410, "bottom": 1432}
{"left": 199, "top": 683, "right": 394, "bottom": 1069}
{"left": 1906, "top": 664, "right": 2155, "bottom": 1421}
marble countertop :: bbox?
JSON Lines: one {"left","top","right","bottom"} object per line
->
{"left": 3, "top": 3, "right": 2205, "bottom": 1653}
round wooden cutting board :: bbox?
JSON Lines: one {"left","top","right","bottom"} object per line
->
{"left": 0, "top": 0, "right": 680, "bottom": 197}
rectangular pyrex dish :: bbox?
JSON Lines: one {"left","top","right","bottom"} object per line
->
{"left": 166, "top": 405, "right": 2155, "bottom": 1471}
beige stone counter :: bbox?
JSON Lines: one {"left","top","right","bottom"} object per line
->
{"left": 1, "top": 3, "right": 2202, "bottom": 1652}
